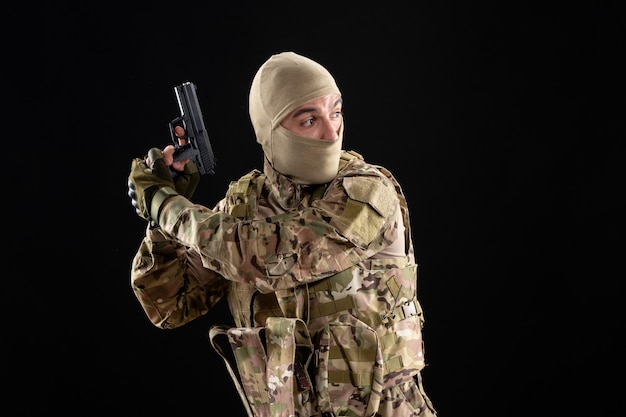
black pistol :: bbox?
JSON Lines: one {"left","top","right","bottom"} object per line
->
{"left": 169, "top": 81, "right": 216, "bottom": 175}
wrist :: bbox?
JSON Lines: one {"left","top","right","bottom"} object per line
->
{"left": 149, "top": 186, "right": 179, "bottom": 224}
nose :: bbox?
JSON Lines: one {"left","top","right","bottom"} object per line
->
{"left": 319, "top": 118, "right": 340, "bottom": 141}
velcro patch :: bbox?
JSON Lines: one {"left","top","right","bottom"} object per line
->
{"left": 343, "top": 177, "right": 395, "bottom": 217}
{"left": 341, "top": 177, "right": 396, "bottom": 244}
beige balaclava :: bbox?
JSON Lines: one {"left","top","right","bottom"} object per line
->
{"left": 249, "top": 51, "right": 344, "bottom": 185}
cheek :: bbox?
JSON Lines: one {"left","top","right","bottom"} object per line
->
{"left": 334, "top": 119, "right": 343, "bottom": 132}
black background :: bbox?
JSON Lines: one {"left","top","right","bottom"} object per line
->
{"left": 6, "top": 2, "right": 624, "bottom": 416}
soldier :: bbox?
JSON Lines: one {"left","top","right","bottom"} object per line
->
{"left": 128, "top": 51, "right": 437, "bottom": 417}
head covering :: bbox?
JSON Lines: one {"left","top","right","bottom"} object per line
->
{"left": 249, "top": 51, "right": 343, "bottom": 184}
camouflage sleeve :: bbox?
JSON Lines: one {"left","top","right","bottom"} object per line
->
{"left": 157, "top": 168, "right": 400, "bottom": 294}
{"left": 130, "top": 225, "right": 230, "bottom": 329}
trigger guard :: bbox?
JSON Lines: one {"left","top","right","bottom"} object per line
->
{"left": 169, "top": 117, "right": 186, "bottom": 145}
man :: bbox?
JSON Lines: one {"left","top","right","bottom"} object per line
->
{"left": 128, "top": 51, "right": 437, "bottom": 417}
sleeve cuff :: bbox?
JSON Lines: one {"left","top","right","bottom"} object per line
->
{"left": 149, "top": 186, "right": 179, "bottom": 224}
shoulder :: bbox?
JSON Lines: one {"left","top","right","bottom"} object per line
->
{"left": 338, "top": 149, "right": 383, "bottom": 176}
{"left": 333, "top": 150, "right": 400, "bottom": 219}
{"left": 311, "top": 151, "right": 401, "bottom": 246}
{"left": 227, "top": 169, "right": 265, "bottom": 192}
{"left": 223, "top": 169, "right": 265, "bottom": 218}
{"left": 338, "top": 150, "right": 393, "bottom": 180}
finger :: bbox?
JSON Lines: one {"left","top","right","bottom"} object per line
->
{"left": 174, "top": 125, "right": 186, "bottom": 137}
{"left": 171, "top": 158, "right": 190, "bottom": 172}
{"left": 174, "top": 125, "right": 188, "bottom": 146}
{"left": 162, "top": 145, "right": 176, "bottom": 166}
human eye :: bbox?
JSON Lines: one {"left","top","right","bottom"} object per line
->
{"left": 302, "top": 117, "right": 315, "bottom": 127}
{"left": 331, "top": 110, "right": 343, "bottom": 119}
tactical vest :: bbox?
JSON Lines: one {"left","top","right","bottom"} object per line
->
{"left": 209, "top": 151, "right": 426, "bottom": 417}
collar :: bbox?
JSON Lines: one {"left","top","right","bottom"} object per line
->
{"left": 262, "top": 156, "right": 306, "bottom": 209}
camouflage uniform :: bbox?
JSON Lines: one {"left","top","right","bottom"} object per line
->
{"left": 132, "top": 151, "right": 437, "bottom": 417}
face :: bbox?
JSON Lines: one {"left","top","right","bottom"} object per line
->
{"left": 280, "top": 93, "right": 343, "bottom": 141}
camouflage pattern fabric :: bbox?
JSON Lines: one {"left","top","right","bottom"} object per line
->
{"left": 131, "top": 150, "right": 437, "bottom": 416}
{"left": 154, "top": 152, "right": 399, "bottom": 293}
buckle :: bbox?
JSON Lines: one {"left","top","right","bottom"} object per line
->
{"left": 400, "top": 301, "right": 417, "bottom": 318}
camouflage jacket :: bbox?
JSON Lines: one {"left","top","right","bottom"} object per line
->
{"left": 131, "top": 150, "right": 435, "bottom": 417}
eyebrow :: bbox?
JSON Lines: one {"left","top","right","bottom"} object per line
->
{"left": 291, "top": 97, "right": 343, "bottom": 118}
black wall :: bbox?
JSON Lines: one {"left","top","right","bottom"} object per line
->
{"left": 7, "top": 2, "right": 624, "bottom": 416}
